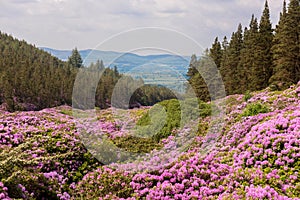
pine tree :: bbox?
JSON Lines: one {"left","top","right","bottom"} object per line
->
{"left": 186, "top": 54, "right": 199, "bottom": 97}
{"left": 238, "top": 16, "right": 259, "bottom": 92}
{"left": 68, "top": 47, "right": 83, "bottom": 68}
{"left": 186, "top": 53, "right": 210, "bottom": 101}
{"left": 270, "top": 0, "right": 300, "bottom": 89}
{"left": 220, "top": 36, "right": 229, "bottom": 92}
{"left": 285, "top": 0, "right": 300, "bottom": 82}
{"left": 220, "top": 24, "right": 243, "bottom": 94}
{"left": 95, "top": 59, "right": 104, "bottom": 71}
{"left": 253, "top": 0, "right": 273, "bottom": 90}
{"left": 220, "top": 36, "right": 229, "bottom": 71}
{"left": 186, "top": 54, "right": 198, "bottom": 79}
{"left": 209, "top": 37, "right": 222, "bottom": 69}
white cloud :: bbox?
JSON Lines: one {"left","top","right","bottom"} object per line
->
{"left": 154, "top": 0, "right": 187, "bottom": 14}
{"left": 0, "top": 0, "right": 283, "bottom": 55}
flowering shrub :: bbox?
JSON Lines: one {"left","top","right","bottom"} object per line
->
{"left": 0, "top": 82, "right": 300, "bottom": 199}
{"left": 0, "top": 182, "right": 10, "bottom": 200}
{"left": 71, "top": 166, "right": 134, "bottom": 199}
{"left": 0, "top": 106, "right": 98, "bottom": 199}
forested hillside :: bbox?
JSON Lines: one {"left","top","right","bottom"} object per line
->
{"left": 187, "top": 0, "right": 300, "bottom": 101}
{"left": 0, "top": 32, "right": 176, "bottom": 111}
{"left": 0, "top": 32, "right": 76, "bottom": 111}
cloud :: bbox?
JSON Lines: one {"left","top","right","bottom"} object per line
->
{"left": 154, "top": 0, "right": 187, "bottom": 14}
{"left": 0, "top": 0, "right": 283, "bottom": 55}
{"left": 9, "top": 0, "right": 38, "bottom": 4}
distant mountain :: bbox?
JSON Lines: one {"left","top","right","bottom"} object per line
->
{"left": 41, "top": 47, "right": 191, "bottom": 92}
{"left": 40, "top": 47, "right": 190, "bottom": 74}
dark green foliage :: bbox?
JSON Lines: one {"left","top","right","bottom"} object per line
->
{"left": 96, "top": 71, "right": 177, "bottom": 109}
{"left": 112, "top": 136, "right": 162, "bottom": 153}
{"left": 131, "top": 85, "right": 177, "bottom": 107}
{"left": 0, "top": 32, "right": 177, "bottom": 111}
{"left": 186, "top": 54, "right": 210, "bottom": 102}
{"left": 71, "top": 61, "right": 122, "bottom": 110}
{"left": 186, "top": 51, "right": 224, "bottom": 101}
{"left": 254, "top": 1, "right": 274, "bottom": 90}
{"left": 270, "top": 0, "right": 300, "bottom": 90}
{"left": 68, "top": 47, "right": 83, "bottom": 68}
{"left": 220, "top": 24, "right": 243, "bottom": 95}
{"left": 238, "top": 15, "right": 259, "bottom": 92}
{"left": 241, "top": 103, "right": 270, "bottom": 117}
{"left": 209, "top": 37, "right": 222, "bottom": 69}
{"left": 0, "top": 32, "right": 77, "bottom": 111}
{"left": 188, "top": 0, "right": 299, "bottom": 98}
{"left": 95, "top": 67, "right": 122, "bottom": 109}
{"left": 69, "top": 152, "right": 100, "bottom": 183}
{"left": 197, "top": 100, "right": 212, "bottom": 118}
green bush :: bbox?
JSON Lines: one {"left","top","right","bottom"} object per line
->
{"left": 241, "top": 103, "right": 269, "bottom": 117}
{"left": 152, "top": 99, "right": 181, "bottom": 142}
{"left": 112, "top": 136, "right": 162, "bottom": 153}
{"left": 243, "top": 90, "right": 252, "bottom": 102}
{"left": 136, "top": 98, "right": 212, "bottom": 142}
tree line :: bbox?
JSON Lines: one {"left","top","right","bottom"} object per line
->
{"left": 187, "top": 0, "right": 299, "bottom": 100}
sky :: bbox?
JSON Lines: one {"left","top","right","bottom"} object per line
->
{"left": 0, "top": 0, "right": 284, "bottom": 56}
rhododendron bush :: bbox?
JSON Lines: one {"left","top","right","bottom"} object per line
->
{"left": 0, "top": 82, "right": 300, "bottom": 199}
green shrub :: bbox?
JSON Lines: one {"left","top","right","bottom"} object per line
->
{"left": 198, "top": 101, "right": 212, "bottom": 117}
{"left": 243, "top": 90, "right": 252, "bottom": 102}
{"left": 136, "top": 98, "right": 212, "bottom": 142}
{"left": 112, "top": 136, "right": 162, "bottom": 153}
{"left": 152, "top": 99, "right": 181, "bottom": 142}
{"left": 241, "top": 103, "right": 269, "bottom": 117}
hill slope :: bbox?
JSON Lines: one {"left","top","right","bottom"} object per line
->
{"left": 0, "top": 32, "right": 77, "bottom": 111}
{"left": 0, "top": 82, "right": 299, "bottom": 199}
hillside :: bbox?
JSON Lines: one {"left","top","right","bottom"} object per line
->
{"left": 0, "top": 32, "right": 77, "bottom": 111}
{"left": 0, "top": 82, "right": 299, "bottom": 199}
{"left": 0, "top": 32, "right": 177, "bottom": 112}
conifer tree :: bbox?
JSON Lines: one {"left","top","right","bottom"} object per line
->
{"left": 209, "top": 37, "right": 222, "bottom": 69}
{"left": 252, "top": 0, "right": 273, "bottom": 90}
{"left": 68, "top": 47, "right": 83, "bottom": 68}
{"left": 220, "top": 24, "right": 243, "bottom": 94}
{"left": 95, "top": 59, "right": 104, "bottom": 71}
{"left": 186, "top": 54, "right": 198, "bottom": 83}
{"left": 221, "top": 36, "right": 229, "bottom": 54}
{"left": 186, "top": 53, "right": 210, "bottom": 101}
{"left": 238, "top": 15, "right": 259, "bottom": 92}
{"left": 219, "top": 36, "right": 229, "bottom": 93}
{"left": 270, "top": 0, "right": 300, "bottom": 89}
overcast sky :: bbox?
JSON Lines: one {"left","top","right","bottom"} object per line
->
{"left": 0, "top": 0, "right": 284, "bottom": 55}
